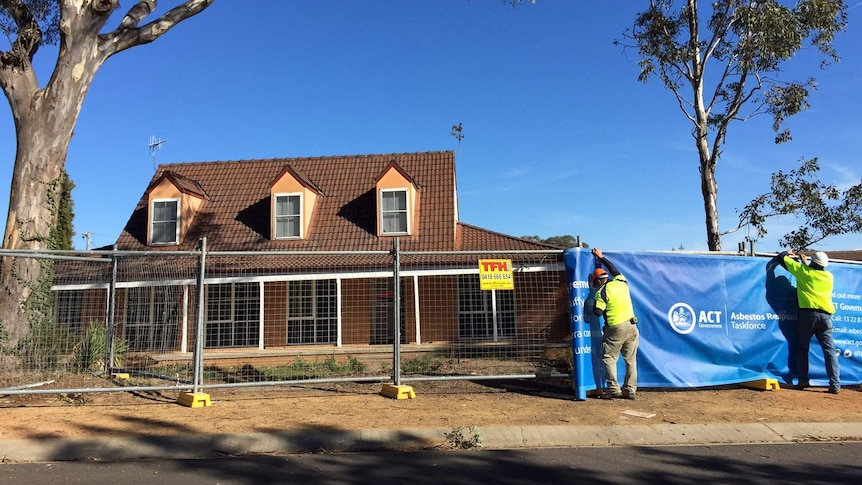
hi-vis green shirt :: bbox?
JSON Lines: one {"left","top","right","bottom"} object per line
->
{"left": 782, "top": 255, "right": 835, "bottom": 314}
{"left": 594, "top": 275, "right": 636, "bottom": 326}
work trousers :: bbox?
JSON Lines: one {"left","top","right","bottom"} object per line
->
{"left": 601, "top": 322, "right": 639, "bottom": 394}
{"left": 796, "top": 309, "right": 840, "bottom": 389}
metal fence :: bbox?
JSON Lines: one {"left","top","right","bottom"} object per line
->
{"left": 0, "top": 240, "right": 569, "bottom": 396}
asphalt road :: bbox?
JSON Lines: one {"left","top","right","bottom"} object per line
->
{"left": 3, "top": 442, "right": 860, "bottom": 485}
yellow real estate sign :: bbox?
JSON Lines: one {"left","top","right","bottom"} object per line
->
{"left": 478, "top": 259, "right": 514, "bottom": 291}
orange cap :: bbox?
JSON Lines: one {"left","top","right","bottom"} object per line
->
{"left": 591, "top": 268, "right": 609, "bottom": 282}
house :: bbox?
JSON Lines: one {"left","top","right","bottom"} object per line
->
{"left": 57, "top": 151, "right": 569, "bottom": 364}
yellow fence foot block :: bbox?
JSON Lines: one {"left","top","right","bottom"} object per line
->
{"left": 177, "top": 392, "right": 212, "bottom": 408}
{"left": 111, "top": 373, "right": 130, "bottom": 380}
{"left": 380, "top": 384, "right": 416, "bottom": 400}
{"left": 740, "top": 379, "right": 780, "bottom": 391}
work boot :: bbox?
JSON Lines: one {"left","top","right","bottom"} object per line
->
{"left": 828, "top": 386, "right": 840, "bottom": 394}
{"left": 599, "top": 389, "right": 622, "bottom": 399}
{"left": 794, "top": 381, "right": 809, "bottom": 391}
{"left": 621, "top": 389, "right": 636, "bottom": 400}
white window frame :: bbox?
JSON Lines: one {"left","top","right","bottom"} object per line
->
{"left": 53, "top": 290, "right": 82, "bottom": 328}
{"left": 204, "top": 282, "right": 261, "bottom": 348}
{"left": 457, "top": 274, "right": 516, "bottom": 342}
{"left": 286, "top": 279, "right": 338, "bottom": 345}
{"left": 380, "top": 188, "right": 409, "bottom": 235}
{"left": 123, "top": 286, "right": 181, "bottom": 352}
{"left": 151, "top": 198, "right": 180, "bottom": 245}
{"left": 274, "top": 193, "right": 303, "bottom": 239}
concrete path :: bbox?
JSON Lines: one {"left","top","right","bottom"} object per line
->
{"left": 2, "top": 422, "right": 861, "bottom": 462}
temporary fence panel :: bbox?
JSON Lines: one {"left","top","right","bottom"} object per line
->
{"left": 565, "top": 248, "right": 862, "bottom": 400}
{"left": 2, "top": 246, "right": 569, "bottom": 396}
{"left": 397, "top": 251, "right": 568, "bottom": 382}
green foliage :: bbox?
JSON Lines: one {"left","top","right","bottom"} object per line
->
{"left": 17, "top": 259, "right": 56, "bottom": 362}
{"left": 521, "top": 235, "right": 586, "bottom": 248}
{"left": 0, "top": 0, "right": 60, "bottom": 67}
{"left": 444, "top": 425, "right": 482, "bottom": 449}
{"left": 399, "top": 353, "right": 445, "bottom": 374}
{"left": 71, "top": 324, "right": 128, "bottom": 373}
{"left": 620, "top": 0, "right": 848, "bottom": 250}
{"left": 737, "top": 158, "right": 862, "bottom": 249}
{"left": 238, "top": 355, "right": 367, "bottom": 381}
{"left": 50, "top": 170, "right": 76, "bottom": 251}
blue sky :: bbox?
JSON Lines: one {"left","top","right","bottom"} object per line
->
{"left": 1, "top": 1, "right": 860, "bottom": 252}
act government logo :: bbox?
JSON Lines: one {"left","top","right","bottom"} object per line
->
{"left": 668, "top": 303, "right": 696, "bottom": 335}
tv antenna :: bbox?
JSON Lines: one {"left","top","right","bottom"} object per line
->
{"left": 450, "top": 122, "right": 464, "bottom": 155}
{"left": 149, "top": 136, "right": 167, "bottom": 170}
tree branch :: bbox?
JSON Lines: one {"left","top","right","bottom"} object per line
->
{"left": 100, "top": 0, "right": 215, "bottom": 58}
{"left": 0, "top": 0, "right": 44, "bottom": 64}
{"left": 119, "top": 1, "right": 156, "bottom": 30}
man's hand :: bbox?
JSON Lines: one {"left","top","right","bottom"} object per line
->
{"left": 592, "top": 248, "right": 603, "bottom": 259}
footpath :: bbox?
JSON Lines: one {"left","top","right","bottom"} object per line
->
{"left": 3, "top": 377, "right": 862, "bottom": 463}
{"left": 3, "top": 421, "right": 862, "bottom": 462}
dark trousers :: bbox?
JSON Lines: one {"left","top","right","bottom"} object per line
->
{"left": 796, "top": 309, "right": 840, "bottom": 389}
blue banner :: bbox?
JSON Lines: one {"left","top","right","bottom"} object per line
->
{"left": 564, "top": 249, "right": 862, "bottom": 400}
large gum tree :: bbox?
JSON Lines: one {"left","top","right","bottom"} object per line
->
{"left": 0, "top": 0, "right": 214, "bottom": 352}
{"left": 624, "top": 0, "right": 847, "bottom": 251}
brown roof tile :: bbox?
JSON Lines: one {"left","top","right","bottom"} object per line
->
{"left": 116, "top": 151, "right": 558, "bottom": 253}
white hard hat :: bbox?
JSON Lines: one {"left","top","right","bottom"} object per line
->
{"left": 811, "top": 251, "right": 829, "bottom": 268}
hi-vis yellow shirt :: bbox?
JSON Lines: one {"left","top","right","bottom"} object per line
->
{"left": 594, "top": 275, "right": 636, "bottom": 326}
{"left": 783, "top": 255, "right": 835, "bottom": 314}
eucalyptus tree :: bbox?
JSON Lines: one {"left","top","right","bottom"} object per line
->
{"left": 738, "top": 158, "right": 862, "bottom": 250}
{"left": 623, "top": 0, "right": 847, "bottom": 251}
{"left": 0, "top": 0, "right": 214, "bottom": 352}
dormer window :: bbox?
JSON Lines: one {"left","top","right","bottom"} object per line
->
{"left": 151, "top": 199, "right": 179, "bottom": 245}
{"left": 274, "top": 193, "right": 302, "bottom": 239}
{"left": 380, "top": 189, "right": 409, "bottom": 235}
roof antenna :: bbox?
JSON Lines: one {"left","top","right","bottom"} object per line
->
{"left": 450, "top": 122, "right": 464, "bottom": 155}
{"left": 149, "top": 135, "right": 167, "bottom": 171}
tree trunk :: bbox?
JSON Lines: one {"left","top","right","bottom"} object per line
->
{"left": 0, "top": 1, "right": 212, "bottom": 354}
{"left": 697, "top": 141, "right": 721, "bottom": 252}
{"left": 0, "top": 23, "right": 101, "bottom": 353}
{"left": 1, "top": 107, "right": 81, "bottom": 352}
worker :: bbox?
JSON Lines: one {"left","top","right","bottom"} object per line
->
{"left": 591, "top": 248, "right": 639, "bottom": 400}
{"left": 774, "top": 249, "right": 840, "bottom": 394}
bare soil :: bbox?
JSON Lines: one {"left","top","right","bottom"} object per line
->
{"left": 2, "top": 378, "right": 861, "bottom": 441}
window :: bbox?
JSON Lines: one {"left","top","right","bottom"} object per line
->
{"left": 53, "top": 290, "right": 82, "bottom": 328}
{"left": 205, "top": 282, "right": 260, "bottom": 348}
{"left": 151, "top": 199, "right": 179, "bottom": 244}
{"left": 124, "top": 286, "right": 181, "bottom": 352}
{"left": 287, "top": 280, "right": 337, "bottom": 344}
{"left": 457, "top": 274, "right": 515, "bottom": 340}
{"left": 380, "top": 189, "right": 408, "bottom": 235}
{"left": 371, "top": 278, "right": 406, "bottom": 344}
{"left": 274, "top": 193, "right": 302, "bottom": 239}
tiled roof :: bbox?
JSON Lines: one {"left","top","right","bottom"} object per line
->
{"left": 116, "top": 151, "right": 558, "bottom": 253}
{"left": 826, "top": 250, "right": 862, "bottom": 263}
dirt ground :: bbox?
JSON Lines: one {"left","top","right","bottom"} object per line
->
{"left": 2, "top": 377, "right": 862, "bottom": 442}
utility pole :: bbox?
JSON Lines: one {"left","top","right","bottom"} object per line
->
{"left": 82, "top": 231, "right": 92, "bottom": 250}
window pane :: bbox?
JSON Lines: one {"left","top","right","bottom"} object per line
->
{"left": 381, "top": 191, "right": 406, "bottom": 211}
{"left": 275, "top": 195, "right": 301, "bottom": 238}
{"left": 276, "top": 195, "right": 300, "bottom": 216}
{"left": 382, "top": 213, "right": 407, "bottom": 233}
{"left": 152, "top": 221, "right": 177, "bottom": 243}
{"left": 287, "top": 279, "right": 337, "bottom": 345}
{"left": 153, "top": 201, "right": 177, "bottom": 222}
